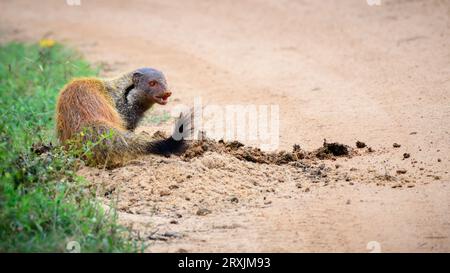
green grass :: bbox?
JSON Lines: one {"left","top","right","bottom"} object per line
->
{"left": 142, "top": 109, "right": 171, "bottom": 125}
{"left": 0, "top": 42, "right": 139, "bottom": 252}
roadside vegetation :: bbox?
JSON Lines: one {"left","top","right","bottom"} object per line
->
{"left": 0, "top": 41, "right": 139, "bottom": 252}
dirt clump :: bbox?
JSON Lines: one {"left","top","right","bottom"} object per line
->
{"left": 310, "top": 140, "right": 352, "bottom": 160}
{"left": 181, "top": 137, "right": 352, "bottom": 164}
{"left": 182, "top": 138, "right": 303, "bottom": 164}
{"left": 356, "top": 141, "right": 366, "bottom": 148}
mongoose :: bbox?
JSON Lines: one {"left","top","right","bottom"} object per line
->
{"left": 56, "top": 67, "right": 191, "bottom": 167}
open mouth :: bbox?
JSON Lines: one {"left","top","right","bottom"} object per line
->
{"left": 154, "top": 91, "right": 172, "bottom": 105}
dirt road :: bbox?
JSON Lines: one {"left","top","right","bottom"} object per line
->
{"left": 1, "top": 0, "right": 449, "bottom": 252}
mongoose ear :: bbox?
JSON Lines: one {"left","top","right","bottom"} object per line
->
{"left": 132, "top": 71, "right": 144, "bottom": 85}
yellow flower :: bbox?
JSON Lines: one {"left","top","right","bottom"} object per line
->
{"left": 39, "top": 38, "right": 56, "bottom": 48}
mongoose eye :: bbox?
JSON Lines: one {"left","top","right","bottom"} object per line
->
{"left": 149, "top": 80, "right": 157, "bottom": 87}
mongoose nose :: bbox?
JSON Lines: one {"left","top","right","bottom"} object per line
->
{"left": 163, "top": 91, "right": 172, "bottom": 99}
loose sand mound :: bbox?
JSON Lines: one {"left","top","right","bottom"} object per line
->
{"left": 78, "top": 137, "right": 407, "bottom": 220}
{"left": 79, "top": 143, "right": 327, "bottom": 218}
{"left": 76, "top": 136, "right": 438, "bottom": 252}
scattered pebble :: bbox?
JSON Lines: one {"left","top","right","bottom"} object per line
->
{"left": 403, "top": 153, "right": 410, "bottom": 159}
{"left": 396, "top": 169, "right": 407, "bottom": 174}
{"left": 159, "top": 190, "right": 171, "bottom": 197}
{"left": 196, "top": 208, "right": 212, "bottom": 216}
{"left": 162, "top": 231, "right": 183, "bottom": 238}
{"left": 230, "top": 197, "right": 239, "bottom": 203}
{"left": 393, "top": 143, "right": 401, "bottom": 148}
{"left": 356, "top": 141, "right": 366, "bottom": 148}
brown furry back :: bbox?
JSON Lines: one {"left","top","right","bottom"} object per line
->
{"left": 56, "top": 78, "right": 125, "bottom": 142}
{"left": 55, "top": 77, "right": 192, "bottom": 168}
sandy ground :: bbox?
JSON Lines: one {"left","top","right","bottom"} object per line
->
{"left": 1, "top": 0, "right": 449, "bottom": 252}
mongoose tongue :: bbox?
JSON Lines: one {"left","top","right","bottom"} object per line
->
{"left": 161, "top": 92, "right": 172, "bottom": 100}
{"left": 155, "top": 91, "right": 172, "bottom": 104}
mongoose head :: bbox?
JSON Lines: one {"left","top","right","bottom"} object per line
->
{"left": 132, "top": 67, "right": 172, "bottom": 105}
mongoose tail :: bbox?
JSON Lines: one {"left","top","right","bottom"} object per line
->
{"left": 146, "top": 109, "right": 195, "bottom": 156}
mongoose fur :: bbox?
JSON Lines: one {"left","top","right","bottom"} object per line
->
{"left": 56, "top": 67, "right": 191, "bottom": 167}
